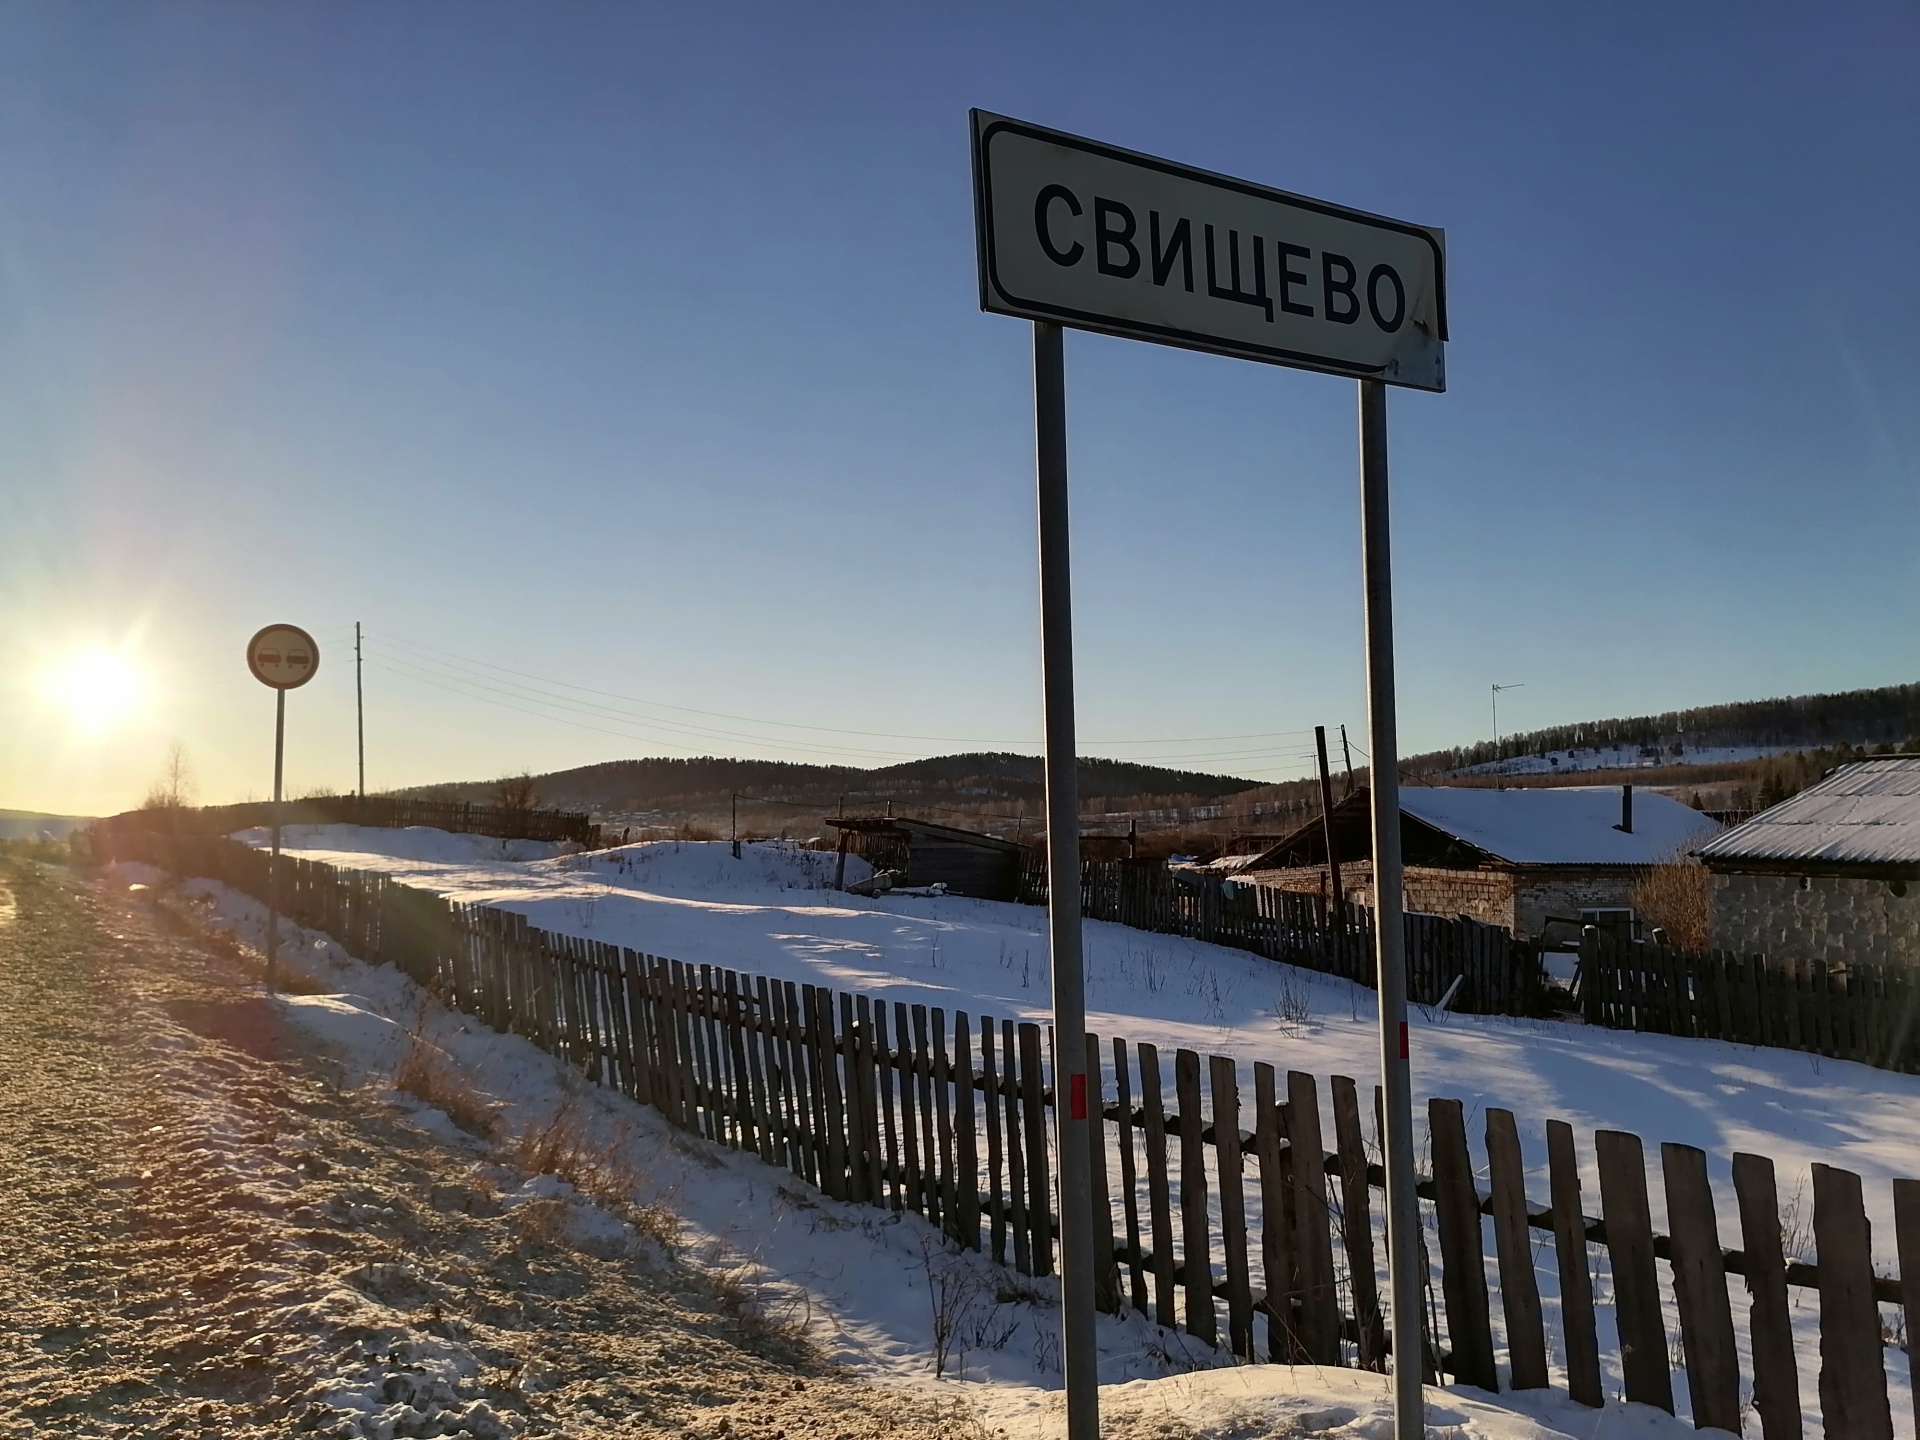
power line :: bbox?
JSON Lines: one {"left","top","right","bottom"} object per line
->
{"left": 367, "top": 626, "right": 1316, "bottom": 750}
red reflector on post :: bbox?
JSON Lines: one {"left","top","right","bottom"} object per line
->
{"left": 1399, "top": 1022, "right": 1409, "bottom": 1060}
{"left": 1070, "top": 1071, "right": 1087, "bottom": 1120}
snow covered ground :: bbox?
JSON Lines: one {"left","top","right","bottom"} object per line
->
{"left": 152, "top": 852, "right": 1723, "bottom": 1440}
{"left": 1451, "top": 745, "right": 1788, "bottom": 779}
{"left": 246, "top": 827, "right": 1920, "bottom": 1233}
{"left": 231, "top": 825, "right": 1920, "bottom": 1436}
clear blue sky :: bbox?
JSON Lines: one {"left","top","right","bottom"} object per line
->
{"left": 3, "top": 2, "right": 1916, "bottom": 814}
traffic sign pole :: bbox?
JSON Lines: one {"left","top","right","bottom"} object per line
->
{"left": 1359, "top": 377, "right": 1423, "bottom": 1437}
{"left": 245, "top": 622, "right": 318, "bottom": 996}
{"left": 1033, "top": 319, "right": 1099, "bottom": 1440}
{"left": 267, "top": 686, "right": 285, "bottom": 991}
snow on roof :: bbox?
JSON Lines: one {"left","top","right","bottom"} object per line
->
{"left": 1399, "top": 785, "right": 1720, "bottom": 866}
{"left": 1698, "top": 756, "right": 1920, "bottom": 868}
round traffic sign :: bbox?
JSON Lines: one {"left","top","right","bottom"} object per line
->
{"left": 247, "top": 624, "right": 320, "bottom": 690}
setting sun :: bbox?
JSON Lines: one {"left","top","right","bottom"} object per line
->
{"left": 40, "top": 648, "right": 146, "bottom": 733}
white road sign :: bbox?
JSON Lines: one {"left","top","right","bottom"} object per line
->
{"left": 971, "top": 111, "right": 1447, "bottom": 391}
{"left": 247, "top": 624, "right": 320, "bottom": 690}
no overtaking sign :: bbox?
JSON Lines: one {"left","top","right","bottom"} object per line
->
{"left": 971, "top": 111, "right": 1447, "bottom": 391}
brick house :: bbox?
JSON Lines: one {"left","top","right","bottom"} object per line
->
{"left": 1697, "top": 755, "right": 1920, "bottom": 965}
{"left": 1240, "top": 784, "right": 1721, "bottom": 941}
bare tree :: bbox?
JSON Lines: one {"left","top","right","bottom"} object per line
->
{"left": 494, "top": 772, "right": 540, "bottom": 814}
{"left": 142, "top": 743, "right": 194, "bottom": 810}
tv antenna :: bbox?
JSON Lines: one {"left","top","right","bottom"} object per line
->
{"left": 1491, "top": 683, "right": 1524, "bottom": 743}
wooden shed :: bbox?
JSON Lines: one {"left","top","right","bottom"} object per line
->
{"left": 827, "top": 815, "right": 1029, "bottom": 901}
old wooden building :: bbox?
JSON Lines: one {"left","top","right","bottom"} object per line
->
{"left": 827, "top": 815, "right": 1029, "bottom": 901}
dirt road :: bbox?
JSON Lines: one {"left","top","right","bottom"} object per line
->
{"left": 0, "top": 859, "right": 985, "bottom": 1439}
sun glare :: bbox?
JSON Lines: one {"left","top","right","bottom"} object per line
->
{"left": 41, "top": 649, "right": 146, "bottom": 733}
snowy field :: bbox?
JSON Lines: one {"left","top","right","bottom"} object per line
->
{"left": 229, "top": 825, "right": 1920, "bottom": 1436}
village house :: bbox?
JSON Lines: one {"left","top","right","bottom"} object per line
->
{"left": 1697, "top": 754, "right": 1920, "bottom": 965}
{"left": 1240, "top": 783, "right": 1720, "bottom": 942}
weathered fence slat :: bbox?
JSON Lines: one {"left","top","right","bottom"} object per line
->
{"left": 913, "top": 1006, "right": 940, "bottom": 1227}
{"left": 1893, "top": 1178, "right": 1920, "bottom": 1440}
{"left": 1140, "top": 1042, "right": 1177, "bottom": 1328}
{"left": 980, "top": 1014, "right": 1005, "bottom": 1258}
{"left": 1331, "top": 1076, "right": 1384, "bottom": 1370}
{"left": 1731, "top": 1152, "right": 1802, "bottom": 1440}
{"left": 1003, "top": 1019, "right": 1030, "bottom": 1275}
{"left": 1018, "top": 1022, "right": 1051, "bottom": 1277}
{"left": 1661, "top": 1142, "right": 1740, "bottom": 1433}
{"left": 1174, "top": 1048, "right": 1216, "bottom": 1345}
{"left": 1596, "top": 1129, "right": 1673, "bottom": 1413}
{"left": 1211, "top": 1054, "right": 1254, "bottom": 1357}
{"left": 1288, "top": 1071, "right": 1341, "bottom": 1366}
{"left": 1254, "top": 1062, "right": 1298, "bottom": 1362}
{"left": 931, "top": 1008, "right": 956, "bottom": 1229}
{"left": 1546, "top": 1119, "right": 1602, "bottom": 1409}
{"left": 953, "top": 1014, "right": 980, "bottom": 1250}
{"left": 1113, "top": 1036, "right": 1147, "bottom": 1316}
{"left": 1485, "top": 1108, "right": 1547, "bottom": 1391}
{"left": 880, "top": 1002, "right": 911, "bottom": 1212}
{"left": 1429, "top": 1097, "right": 1496, "bottom": 1390}
{"left": 1813, "top": 1164, "right": 1893, "bottom": 1440}
{"left": 1088, "top": 1033, "right": 1119, "bottom": 1312}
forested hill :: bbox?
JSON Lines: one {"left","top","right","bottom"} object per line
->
{"left": 404, "top": 751, "right": 1263, "bottom": 816}
{"left": 1414, "top": 681, "right": 1920, "bottom": 774}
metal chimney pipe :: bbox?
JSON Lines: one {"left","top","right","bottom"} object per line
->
{"left": 1619, "top": 783, "right": 1634, "bottom": 834}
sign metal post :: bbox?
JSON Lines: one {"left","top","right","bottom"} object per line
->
{"left": 247, "top": 623, "right": 320, "bottom": 994}
{"left": 973, "top": 110, "right": 1446, "bottom": 1440}
{"left": 1359, "top": 378, "right": 1422, "bottom": 1424}
{"left": 1032, "top": 318, "right": 1099, "bottom": 1439}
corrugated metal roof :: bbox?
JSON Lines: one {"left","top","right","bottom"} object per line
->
{"left": 1697, "top": 756, "right": 1920, "bottom": 867}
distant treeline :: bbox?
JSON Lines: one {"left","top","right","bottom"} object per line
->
{"left": 1413, "top": 681, "right": 1920, "bottom": 774}
{"left": 400, "top": 751, "right": 1265, "bottom": 817}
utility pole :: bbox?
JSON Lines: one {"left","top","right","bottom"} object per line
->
{"left": 1339, "top": 723, "right": 1356, "bottom": 798}
{"left": 355, "top": 622, "right": 365, "bottom": 802}
{"left": 1492, "top": 683, "right": 1524, "bottom": 744}
{"left": 731, "top": 794, "right": 740, "bottom": 859}
{"left": 1315, "top": 726, "right": 1345, "bottom": 917}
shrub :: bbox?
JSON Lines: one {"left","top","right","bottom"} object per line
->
{"left": 1632, "top": 849, "right": 1711, "bottom": 949}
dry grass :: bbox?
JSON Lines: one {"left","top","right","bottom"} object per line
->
{"left": 142, "top": 884, "right": 331, "bottom": 993}
{"left": 391, "top": 1004, "right": 500, "bottom": 1138}
{"left": 1631, "top": 849, "right": 1712, "bottom": 949}
{"left": 504, "top": 1092, "right": 678, "bottom": 1249}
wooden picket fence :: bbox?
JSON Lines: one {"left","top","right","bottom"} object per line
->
{"left": 113, "top": 830, "right": 1920, "bottom": 1436}
{"left": 1063, "top": 859, "right": 1544, "bottom": 1018}
{"left": 1581, "top": 931, "right": 1920, "bottom": 1075}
